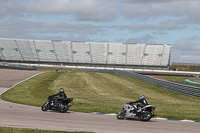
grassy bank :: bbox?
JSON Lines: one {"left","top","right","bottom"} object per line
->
{"left": 2, "top": 70, "right": 200, "bottom": 121}
{"left": 164, "top": 76, "right": 194, "bottom": 82}
{"left": 0, "top": 127, "right": 91, "bottom": 133}
{"left": 170, "top": 65, "right": 200, "bottom": 72}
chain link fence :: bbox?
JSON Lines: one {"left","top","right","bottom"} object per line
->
{"left": 87, "top": 69, "right": 200, "bottom": 98}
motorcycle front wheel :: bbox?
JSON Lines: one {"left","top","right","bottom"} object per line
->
{"left": 117, "top": 110, "right": 126, "bottom": 119}
{"left": 140, "top": 111, "right": 152, "bottom": 121}
{"left": 41, "top": 102, "right": 50, "bottom": 111}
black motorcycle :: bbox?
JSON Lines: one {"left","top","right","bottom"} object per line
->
{"left": 41, "top": 95, "right": 73, "bottom": 113}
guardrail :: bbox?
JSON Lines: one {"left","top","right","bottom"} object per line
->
{"left": 0, "top": 62, "right": 37, "bottom": 70}
{"left": 87, "top": 69, "right": 200, "bottom": 98}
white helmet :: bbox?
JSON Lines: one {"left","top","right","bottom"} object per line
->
{"left": 59, "top": 88, "right": 64, "bottom": 92}
{"left": 139, "top": 95, "right": 145, "bottom": 99}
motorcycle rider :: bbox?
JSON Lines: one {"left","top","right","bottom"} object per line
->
{"left": 52, "top": 88, "right": 67, "bottom": 107}
{"left": 130, "top": 95, "right": 149, "bottom": 112}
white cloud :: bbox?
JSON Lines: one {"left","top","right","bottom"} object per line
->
{"left": 171, "top": 36, "right": 200, "bottom": 63}
{"left": 119, "top": 20, "right": 187, "bottom": 32}
{"left": 0, "top": 0, "right": 23, "bottom": 18}
{"left": 45, "top": 21, "right": 105, "bottom": 34}
{"left": 1, "top": 0, "right": 200, "bottom": 63}
{"left": 121, "top": 0, "right": 184, "bottom": 4}
{"left": 0, "top": 17, "right": 106, "bottom": 41}
{"left": 25, "top": 0, "right": 117, "bottom": 21}
{"left": 120, "top": 0, "right": 200, "bottom": 23}
{"left": 124, "top": 34, "right": 155, "bottom": 44}
{"left": 174, "top": 36, "right": 200, "bottom": 51}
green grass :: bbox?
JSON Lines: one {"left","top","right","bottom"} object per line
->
{"left": 2, "top": 70, "right": 200, "bottom": 121}
{"left": 164, "top": 76, "right": 194, "bottom": 82}
{"left": 0, "top": 127, "right": 91, "bottom": 133}
{"left": 164, "top": 76, "right": 200, "bottom": 85}
{"left": 1, "top": 72, "right": 63, "bottom": 106}
{"left": 170, "top": 65, "right": 200, "bottom": 72}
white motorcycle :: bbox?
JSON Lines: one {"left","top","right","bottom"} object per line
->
{"left": 117, "top": 102, "right": 156, "bottom": 121}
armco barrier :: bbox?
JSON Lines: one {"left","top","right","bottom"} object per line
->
{"left": 0, "top": 62, "right": 37, "bottom": 70}
{"left": 87, "top": 69, "right": 200, "bottom": 98}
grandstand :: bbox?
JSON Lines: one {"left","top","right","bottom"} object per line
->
{"left": 0, "top": 38, "right": 171, "bottom": 69}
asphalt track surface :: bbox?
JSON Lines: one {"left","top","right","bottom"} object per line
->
{"left": 0, "top": 69, "right": 200, "bottom": 133}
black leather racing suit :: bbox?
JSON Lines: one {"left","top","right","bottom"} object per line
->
{"left": 52, "top": 91, "right": 67, "bottom": 103}
{"left": 130, "top": 98, "right": 149, "bottom": 110}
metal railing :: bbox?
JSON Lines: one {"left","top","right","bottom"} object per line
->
{"left": 0, "top": 62, "right": 36, "bottom": 70}
{"left": 87, "top": 69, "right": 200, "bottom": 98}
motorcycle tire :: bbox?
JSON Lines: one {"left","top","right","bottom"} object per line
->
{"left": 59, "top": 105, "right": 69, "bottom": 113}
{"left": 41, "top": 102, "right": 50, "bottom": 111}
{"left": 117, "top": 110, "right": 126, "bottom": 119}
{"left": 140, "top": 111, "right": 152, "bottom": 121}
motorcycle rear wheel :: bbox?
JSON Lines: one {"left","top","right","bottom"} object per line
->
{"left": 140, "top": 111, "right": 152, "bottom": 121}
{"left": 59, "top": 105, "right": 69, "bottom": 113}
{"left": 117, "top": 110, "right": 126, "bottom": 119}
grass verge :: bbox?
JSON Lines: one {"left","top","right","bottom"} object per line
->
{"left": 0, "top": 127, "right": 91, "bottom": 133}
{"left": 170, "top": 65, "right": 200, "bottom": 72}
{"left": 164, "top": 76, "right": 194, "bottom": 82}
{"left": 2, "top": 70, "right": 200, "bottom": 121}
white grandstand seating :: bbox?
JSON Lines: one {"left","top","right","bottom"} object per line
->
{"left": 34, "top": 41, "right": 57, "bottom": 62}
{"left": 141, "top": 44, "right": 171, "bottom": 66}
{"left": 118, "top": 44, "right": 127, "bottom": 64}
{"left": 53, "top": 41, "right": 72, "bottom": 63}
{"left": 90, "top": 42, "right": 107, "bottom": 64}
{"left": 107, "top": 43, "right": 126, "bottom": 64}
{"left": 16, "top": 40, "right": 38, "bottom": 61}
{"left": 142, "top": 45, "right": 156, "bottom": 65}
{"left": 0, "top": 49, "right": 3, "bottom": 60}
{"left": 127, "top": 44, "right": 146, "bottom": 65}
{"left": 0, "top": 38, "right": 171, "bottom": 67}
{"left": 161, "top": 45, "right": 171, "bottom": 65}
{"left": 152, "top": 45, "right": 165, "bottom": 65}
{"left": 72, "top": 42, "right": 91, "bottom": 63}
{"left": 0, "top": 39, "right": 22, "bottom": 61}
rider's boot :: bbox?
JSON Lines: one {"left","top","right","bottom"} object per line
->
{"left": 68, "top": 104, "right": 73, "bottom": 107}
{"left": 136, "top": 107, "right": 142, "bottom": 112}
{"left": 59, "top": 103, "right": 64, "bottom": 108}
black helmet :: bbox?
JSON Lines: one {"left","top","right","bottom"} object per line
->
{"left": 59, "top": 88, "right": 64, "bottom": 92}
{"left": 139, "top": 95, "right": 145, "bottom": 99}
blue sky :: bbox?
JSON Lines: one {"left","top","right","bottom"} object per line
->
{"left": 1, "top": 0, "right": 200, "bottom": 63}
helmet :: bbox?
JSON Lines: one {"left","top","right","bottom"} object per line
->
{"left": 139, "top": 95, "right": 145, "bottom": 99}
{"left": 59, "top": 88, "right": 64, "bottom": 92}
